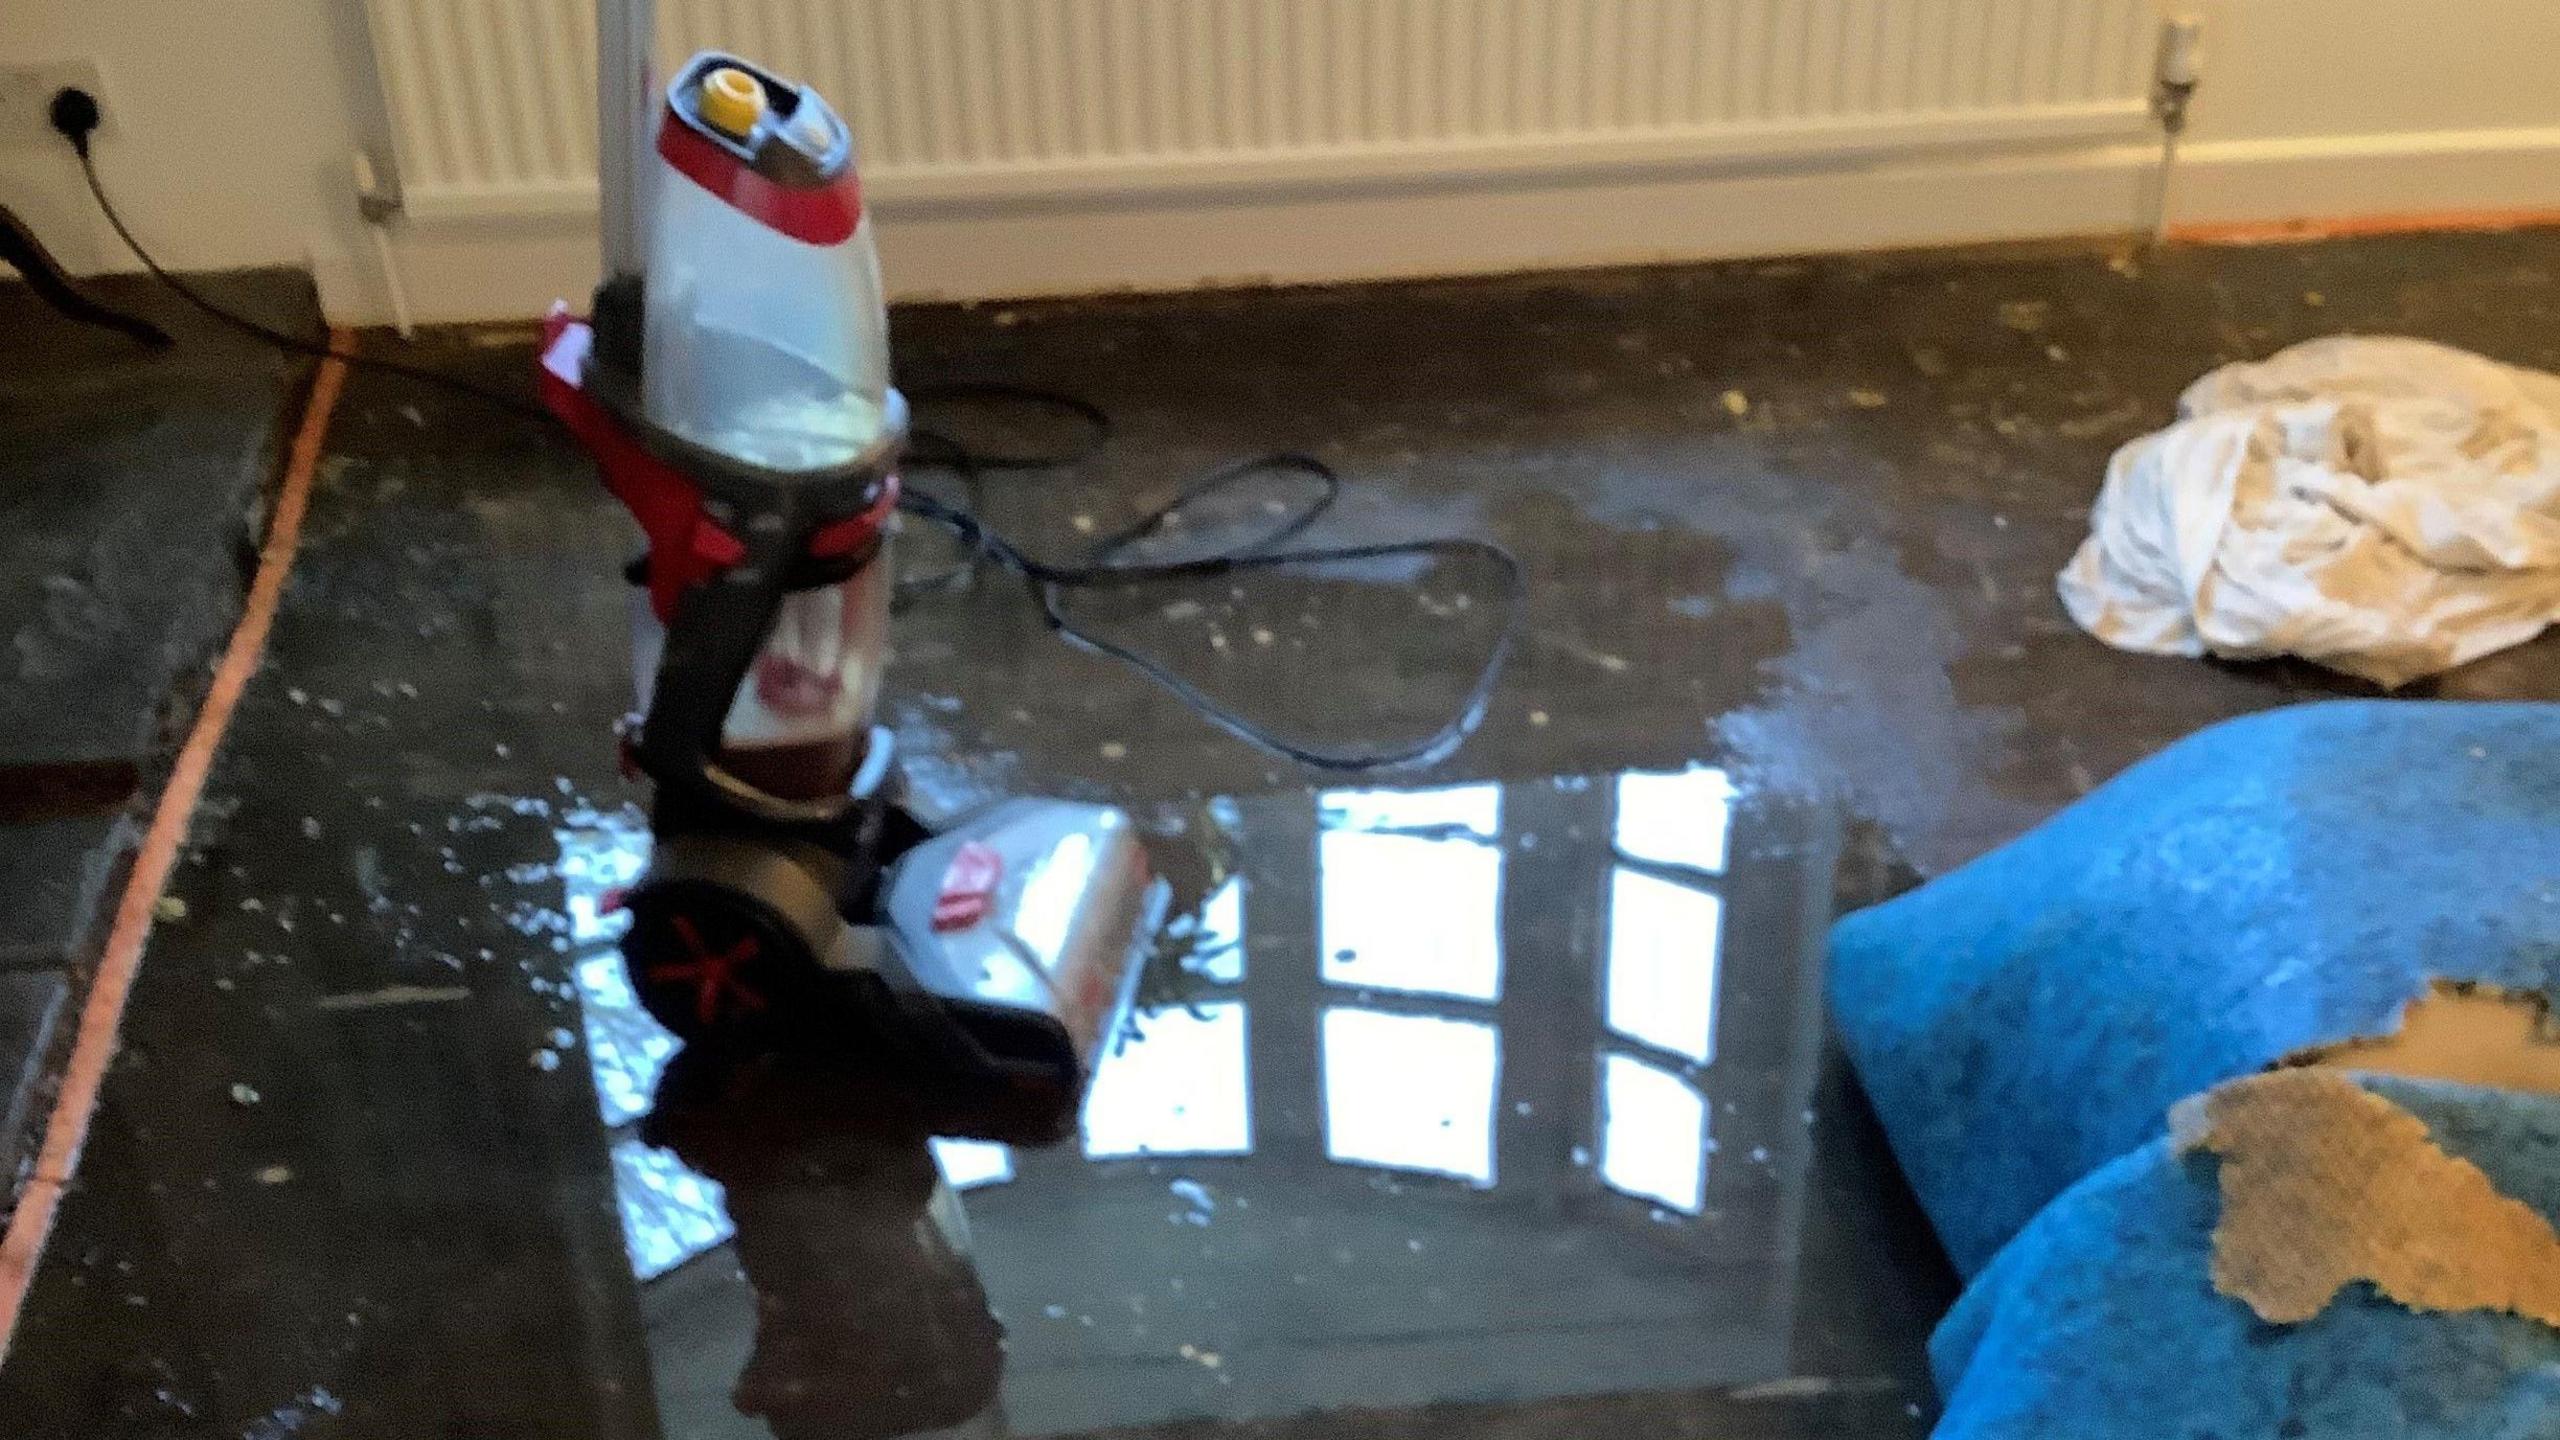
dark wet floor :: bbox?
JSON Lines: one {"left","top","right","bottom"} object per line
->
{"left": 7, "top": 231, "right": 2560, "bottom": 1438}
{"left": 0, "top": 272, "right": 318, "bottom": 1178}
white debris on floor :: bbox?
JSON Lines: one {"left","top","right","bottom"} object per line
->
{"left": 2059, "top": 337, "right": 2560, "bottom": 686}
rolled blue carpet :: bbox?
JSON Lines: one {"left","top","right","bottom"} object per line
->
{"left": 1829, "top": 700, "right": 2560, "bottom": 1275}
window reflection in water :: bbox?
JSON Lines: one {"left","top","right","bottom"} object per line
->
{"left": 575, "top": 950, "right": 678, "bottom": 1129}
{"left": 556, "top": 809, "right": 647, "bottom": 946}
{"left": 930, "top": 1137, "right": 1017, "bottom": 1191}
{"left": 1184, "top": 874, "right": 1246, "bottom": 983}
{"left": 1600, "top": 1053, "right": 1710, "bottom": 1214}
{"left": 556, "top": 811, "right": 685, "bottom": 1141}
{"left": 1008, "top": 830, "right": 1097, "bottom": 974}
{"left": 1318, "top": 782, "right": 1503, "bottom": 1002}
{"left": 1604, "top": 866, "right": 1723, "bottom": 1066}
{"left": 1321, "top": 1007, "right": 1500, "bottom": 1186}
{"left": 566, "top": 764, "right": 1753, "bottom": 1284}
{"left": 613, "top": 1135, "right": 735, "bottom": 1281}
{"left": 1319, "top": 784, "right": 1500, "bottom": 839}
{"left": 1613, "top": 766, "right": 1736, "bottom": 876}
{"left": 1082, "top": 1000, "right": 1253, "bottom": 1160}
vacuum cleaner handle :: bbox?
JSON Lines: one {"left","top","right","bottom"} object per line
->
{"left": 597, "top": 0, "right": 656, "bottom": 288}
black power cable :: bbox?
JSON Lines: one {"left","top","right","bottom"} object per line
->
{"left": 69, "top": 128, "right": 1520, "bottom": 773}
{"left": 71, "top": 145, "right": 557, "bottom": 426}
{"left": 899, "top": 452, "right": 1523, "bottom": 771}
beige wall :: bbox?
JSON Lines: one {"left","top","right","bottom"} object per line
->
{"left": 8, "top": 2, "right": 2560, "bottom": 320}
{"left": 2182, "top": 0, "right": 2560, "bottom": 142}
{"left": 0, "top": 0, "right": 387, "bottom": 289}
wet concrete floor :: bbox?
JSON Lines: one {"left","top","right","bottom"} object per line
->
{"left": 0, "top": 272, "right": 320, "bottom": 1179}
{"left": 6, "top": 231, "right": 2560, "bottom": 1437}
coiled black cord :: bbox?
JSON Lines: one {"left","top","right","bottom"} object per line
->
{"left": 895, "top": 439, "right": 1522, "bottom": 771}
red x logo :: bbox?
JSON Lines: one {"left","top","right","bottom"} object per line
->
{"left": 647, "top": 915, "right": 767, "bottom": 1026}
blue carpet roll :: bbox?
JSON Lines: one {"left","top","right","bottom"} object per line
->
{"left": 1829, "top": 700, "right": 2560, "bottom": 1274}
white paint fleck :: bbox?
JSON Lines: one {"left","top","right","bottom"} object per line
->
{"left": 314, "top": 985, "right": 470, "bottom": 1011}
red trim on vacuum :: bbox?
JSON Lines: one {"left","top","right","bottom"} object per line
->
{"left": 932, "top": 842, "right": 1004, "bottom": 932}
{"left": 656, "top": 121, "right": 861, "bottom": 246}
{"left": 537, "top": 308, "right": 899, "bottom": 621}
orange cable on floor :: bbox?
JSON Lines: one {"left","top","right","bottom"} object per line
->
{"left": 0, "top": 334, "right": 354, "bottom": 1362}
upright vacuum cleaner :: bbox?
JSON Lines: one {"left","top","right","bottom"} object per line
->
{"left": 539, "top": 3, "right": 1164, "bottom": 1145}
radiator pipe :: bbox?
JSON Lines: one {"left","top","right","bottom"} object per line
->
{"left": 2143, "top": 16, "right": 2204, "bottom": 246}
{"left": 352, "top": 152, "right": 415, "bottom": 339}
{"left": 597, "top": 0, "right": 656, "bottom": 284}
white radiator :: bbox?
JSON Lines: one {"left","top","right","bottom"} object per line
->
{"left": 365, "top": 0, "right": 2162, "bottom": 223}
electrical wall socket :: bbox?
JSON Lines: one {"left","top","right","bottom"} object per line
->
{"left": 0, "top": 59, "right": 108, "bottom": 147}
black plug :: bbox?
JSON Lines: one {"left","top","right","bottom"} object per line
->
{"left": 49, "top": 86, "right": 102, "bottom": 156}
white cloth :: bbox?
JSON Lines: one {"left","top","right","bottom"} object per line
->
{"left": 2059, "top": 337, "right": 2560, "bottom": 687}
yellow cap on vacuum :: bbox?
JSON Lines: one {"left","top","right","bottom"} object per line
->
{"left": 698, "top": 66, "right": 767, "bottom": 139}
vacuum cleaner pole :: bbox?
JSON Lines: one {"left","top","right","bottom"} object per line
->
{"left": 595, "top": 0, "right": 654, "bottom": 284}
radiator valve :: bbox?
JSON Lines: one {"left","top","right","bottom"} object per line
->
{"left": 2153, "top": 16, "right": 2204, "bottom": 136}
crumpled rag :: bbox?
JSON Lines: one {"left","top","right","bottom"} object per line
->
{"left": 2059, "top": 336, "right": 2560, "bottom": 686}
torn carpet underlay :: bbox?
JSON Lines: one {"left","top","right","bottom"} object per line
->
{"left": 2060, "top": 337, "right": 2560, "bottom": 686}
{"left": 1827, "top": 700, "right": 2560, "bottom": 1438}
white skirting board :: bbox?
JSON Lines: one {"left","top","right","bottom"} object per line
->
{"left": 311, "top": 124, "right": 2560, "bottom": 325}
